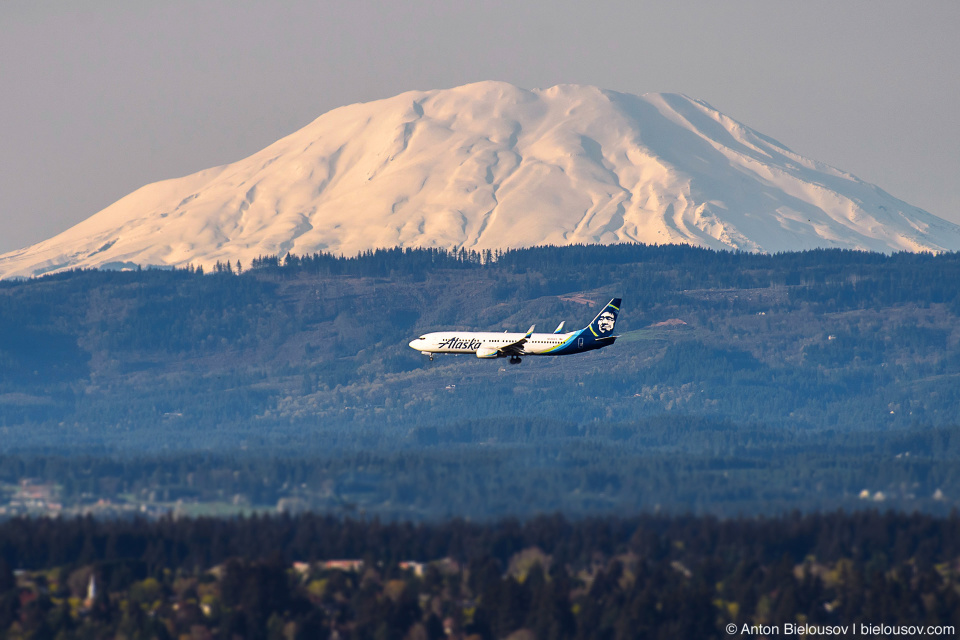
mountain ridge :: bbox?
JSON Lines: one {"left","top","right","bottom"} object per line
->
{"left": 3, "top": 80, "right": 959, "bottom": 279}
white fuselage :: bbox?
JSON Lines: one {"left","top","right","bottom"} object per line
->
{"left": 409, "top": 330, "right": 580, "bottom": 356}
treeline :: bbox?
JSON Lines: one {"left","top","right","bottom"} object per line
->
{"left": 3, "top": 419, "right": 960, "bottom": 518}
{"left": 8, "top": 244, "right": 959, "bottom": 304}
{"left": 2, "top": 511, "right": 960, "bottom": 638}
{"left": 241, "top": 245, "right": 960, "bottom": 313}
{"left": 255, "top": 244, "right": 960, "bottom": 316}
{"left": 5, "top": 510, "right": 960, "bottom": 583}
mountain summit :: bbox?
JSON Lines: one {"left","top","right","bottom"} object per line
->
{"left": 3, "top": 81, "right": 959, "bottom": 278}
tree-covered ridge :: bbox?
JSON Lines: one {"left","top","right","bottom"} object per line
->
{"left": 1, "top": 511, "right": 959, "bottom": 639}
{"left": 1, "top": 244, "right": 959, "bottom": 516}
{"left": 2, "top": 244, "right": 958, "bottom": 429}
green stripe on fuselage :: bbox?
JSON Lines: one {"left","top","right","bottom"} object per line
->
{"left": 542, "top": 331, "right": 580, "bottom": 354}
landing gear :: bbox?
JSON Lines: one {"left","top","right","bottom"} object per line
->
{"left": 428, "top": 353, "right": 434, "bottom": 361}
{"left": 509, "top": 355, "right": 522, "bottom": 365}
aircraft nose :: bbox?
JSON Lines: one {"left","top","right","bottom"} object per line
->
{"left": 408, "top": 338, "right": 422, "bottom": 349}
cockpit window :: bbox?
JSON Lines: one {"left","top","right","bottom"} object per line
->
{"left": 419, "top": 336, "right": 427, "bottom": 340}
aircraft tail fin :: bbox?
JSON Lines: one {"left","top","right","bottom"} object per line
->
{"left": 585, "top": 298, "right": 621, "bottom": 337}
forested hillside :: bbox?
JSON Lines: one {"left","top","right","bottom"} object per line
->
{"left": 1, "top": 245, "right": 959, "bottom": 517}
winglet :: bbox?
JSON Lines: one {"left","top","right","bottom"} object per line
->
{"left": 553, "top": 321, "right": 565, "bottom": 334}
{"left": 524, "top": 325, "right": 535, "bottom": 338}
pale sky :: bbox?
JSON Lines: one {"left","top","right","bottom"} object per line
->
{"left": 2, "top": 0, "right": 958, "bottom": 254}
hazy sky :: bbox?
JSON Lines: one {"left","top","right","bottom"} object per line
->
{"left": 2, "top": 0, "right": 958, "bottom": 254}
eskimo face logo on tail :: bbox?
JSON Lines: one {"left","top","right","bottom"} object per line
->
{"left": 597, "top": 311, "right": 616, "bottom": 333}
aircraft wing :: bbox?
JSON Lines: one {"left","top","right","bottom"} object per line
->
{"left": 498, "top": 325, "right": 535, "bottom": 356}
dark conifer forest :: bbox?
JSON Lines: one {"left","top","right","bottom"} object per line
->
{"left": 2, "top": 511, "right": 959, "bottom": 639}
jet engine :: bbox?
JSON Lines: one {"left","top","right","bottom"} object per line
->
{"left": 476, "top": 345, "right": 499, "bottom": 359}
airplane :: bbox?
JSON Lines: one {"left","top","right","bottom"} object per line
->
{"left": 408, "top": 298, "right": 621, "bottom": 364}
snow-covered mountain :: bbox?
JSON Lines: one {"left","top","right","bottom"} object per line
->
{"left": 3, "top": 81, "right": 959, "bottom": 278}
